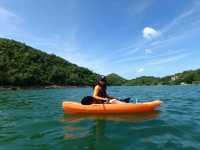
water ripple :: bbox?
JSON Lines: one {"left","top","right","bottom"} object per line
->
{"left": 0, "top": 85, "right": 200, "bottom": 150}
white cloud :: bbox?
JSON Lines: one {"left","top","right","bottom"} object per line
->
{"left": 119, "top": 48, "right": 139, "bottom": 57}
{"left": 161, "top": 8, "right": 196, "bottom": 34}
{"left": 149, "top": 53, "right": 189, "bottom": 65}
{"left": 0, "top": 7, "right": 18, "bottom": 22}
{"left": 137, "top": 68, "right": 144, "bottom": 73}
{"left": 143, "top": 27, "right": 160, "bottom": 39}
{"left": 117, "top": 3, "right": 200, "bottom": 65}
{"left": 128, "top": 0, "right": 155, "bottom": 16}
{"left": 0, "top": 6, "right": 23, "bottom": 37}
{"left": 145, "top": 48, "right": 152, "bottom": 54}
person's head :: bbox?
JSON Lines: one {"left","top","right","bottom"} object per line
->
{"left": 98, "top": 76, "right": 107, "bottom": 86}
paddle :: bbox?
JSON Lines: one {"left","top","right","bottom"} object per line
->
{"left": 119, "top": 97, "right": 131, "bottom": 103}
{"left": 119, "top": 97, "right": 139, "bottom": 103}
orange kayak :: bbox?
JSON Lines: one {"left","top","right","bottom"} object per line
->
{"left": 62, "top": 100, "right": 162, "bottom": 114}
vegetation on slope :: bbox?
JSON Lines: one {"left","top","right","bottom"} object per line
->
{"left": 0, "top": 38, "right": 200, "bottom": 87}
{"left": 125, "top": 69, "right": 200, "bottom": 85}
{"left": 0, "top": 38, "right": 99, "bottom": 87}
{"left": 126, "top": 76, "right": 161, "bottom": 85}
{"left": 106, "top": 73, "right": 127, "bottom": 85}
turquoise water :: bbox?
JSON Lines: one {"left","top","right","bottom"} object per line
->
{"left": 0, "top": 86, "right": 200, "bottom": 150}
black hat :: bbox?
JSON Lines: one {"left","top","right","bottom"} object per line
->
{"left": 99, "top": 75, "right": 106, "bottom": 81}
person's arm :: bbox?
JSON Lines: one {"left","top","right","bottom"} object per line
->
{"left": 93, "top": 86, "right": 107, "bottom": 101}
{"left": 106, "top": 91, "right": 118, "bottom": 100}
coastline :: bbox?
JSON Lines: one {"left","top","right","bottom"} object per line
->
{"left": 0, "top": 85, "right": 91, "bottom": 91}
{"left": 0, "top": 84, "right": 199, "bottom": 91}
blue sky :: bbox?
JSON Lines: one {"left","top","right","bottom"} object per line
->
{"left": 0, "top": 0, "right": 200, "bottom": 79}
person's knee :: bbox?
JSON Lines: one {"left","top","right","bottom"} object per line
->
{"left": 109, "top": 99, "right": 118, "bottom": 104}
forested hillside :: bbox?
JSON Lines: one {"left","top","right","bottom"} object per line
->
{"left": 106, "top": 73, "right": 127, "bottom": 85}
{"left": 0, "top": 38, "right": 199, "bottom": 87}
{"left": 0, "top": 38, "right": 99, "bottom": 86}
{"left": 125, "top": 69, "right": 200, "bottom": 85}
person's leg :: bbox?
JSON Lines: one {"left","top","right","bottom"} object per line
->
{"left": 81, "top": 96, "right": 95, "bottom": 105}
{"left": 109, "top": 99, "right": 124, "bottom": 104}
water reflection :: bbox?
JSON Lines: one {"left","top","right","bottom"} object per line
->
{"left": 62, "top": 111, "right": 160, "bottom": 142}
{"left": 63, "top": 111, "right": 160, "bottom": 123}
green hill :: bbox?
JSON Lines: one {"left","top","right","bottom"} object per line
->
{"left": 0, "top": 38, "right": 99, "bottom": 87}
{"left": 126, "top": 69, "right": 200, "bottom": 85}
{"left": 126, "top": 76, "right": 161, "bottom": 86}
{"left": 0, "top": 37, "right": 200, "bottom": 87}
{"left": 106, "top": 73, "right": 127, "bottom": 85}
{"left": 164, "top": 69, "right": 200, "bottom": 85}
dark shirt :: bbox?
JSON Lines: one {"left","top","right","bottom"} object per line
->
{"left": 95, "top": 85, "right": 107, "bottom": 98}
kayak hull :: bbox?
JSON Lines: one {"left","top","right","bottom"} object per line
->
{"left": 62, "top": 100, "right": 162, "bottom": 114}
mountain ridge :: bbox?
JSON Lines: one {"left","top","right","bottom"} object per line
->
{"left": 1, "top": 37, "right": 200, "bottom": 87}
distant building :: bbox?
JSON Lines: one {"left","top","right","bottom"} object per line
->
{"left": 180, "top": 82, "right": 187, "bottom": 85}
{"left": 171, "top": 76, "right": 179, "bottom": 81}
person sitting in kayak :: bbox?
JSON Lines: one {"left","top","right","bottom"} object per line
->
{"left": 81, "top": 76, "right": 130, "bottom": 105}
{"left": 92, "top": 76, "right": 124, "bottom": 104}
